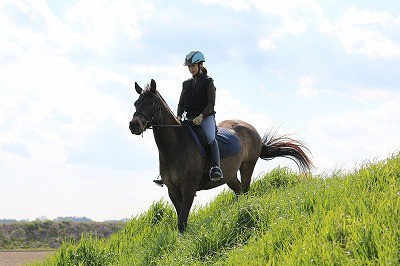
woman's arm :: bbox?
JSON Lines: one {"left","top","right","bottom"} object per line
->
{"left": 201, "top": 79, "right": 216, "bottom": 117}
{"left": 177, "top": 87, "right": 185, "bottom": 117}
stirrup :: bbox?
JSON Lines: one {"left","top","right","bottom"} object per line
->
{"left": 210, "top": 166, "right": 223, "bottom": 182}
{"left": 153, "top": 179, "right": 164, "bottom": 187}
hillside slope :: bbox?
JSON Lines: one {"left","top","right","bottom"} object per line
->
{"left": 36, "top": 154, "right": 400, "bottom": 265}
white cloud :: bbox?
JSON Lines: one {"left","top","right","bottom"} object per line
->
{"left": 351, "top": 87, "right": 399, "bottom": 103}
{"left": 199, "top": 0, "right": 317, "bottom": 50}
{"left": 309, "top": 88, "right": 400, "bottom": 172}
{"left": 217, "top": 89, "right": 272, "bottom": 134}
{"left": 63, "top": 0, "right": 153, "bottom": 53}
{"left": 295, "top": 75, "right": 320, "bottom": 98}
{"left": 335, "top": 7, "right": 400, "bottom": 57}
{"left": 256, "top": 0, "right": 323, "bottom": 50}
{"left": 200, "top": 0, "right": 251, "bottom": 11}
{"left": 0, "top": 0, "right": 153, "bottom": 61}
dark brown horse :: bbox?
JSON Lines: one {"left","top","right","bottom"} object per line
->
{"left": 129, "top": 79, "right": 314, "bottom": 232}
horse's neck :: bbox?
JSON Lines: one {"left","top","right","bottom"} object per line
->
{"left": 152, "top": 104, "right": 186, "bottom": 157}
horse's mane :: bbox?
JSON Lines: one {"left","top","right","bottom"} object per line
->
{"left": 144, "top": 83, "right": 176, "bottom": 119}
{"left": 143, "top": 84, "right": 151, "bottom": 92}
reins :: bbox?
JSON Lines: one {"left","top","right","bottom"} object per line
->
{"left": 140, "top": 121, "right": 188, "bottom": 137}
{"left": 150, "top": 124, "right": 187, "bottom": 128}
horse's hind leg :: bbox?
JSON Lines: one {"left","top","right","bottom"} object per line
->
{"left": 226, "top": 173, "right": 242, "bottom": 195}
{"left": 240, "top": 161, "right": 257, "bottom": 193}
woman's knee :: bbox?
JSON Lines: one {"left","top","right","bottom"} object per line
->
{"left": 200, "top": 116, "right": 216, "bottom": 143}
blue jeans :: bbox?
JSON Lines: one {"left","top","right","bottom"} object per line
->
{"left": 200, "top": 115, "right": 217, "bottom": 144}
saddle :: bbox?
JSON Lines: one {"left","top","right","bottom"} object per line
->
{"left": 185, "top": 122, "right": 241, "bottom": 159}
{"left": 181, "top": 121, "right": 240, "bottom": 189}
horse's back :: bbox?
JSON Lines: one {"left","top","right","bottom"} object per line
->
{"left": 218, "top": 119, "right": 260, "bottom": 139}
{"left": 218, "top": 119, "right": 262, "bottom": 160}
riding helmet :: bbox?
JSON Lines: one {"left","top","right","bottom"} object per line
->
{"left": 184, "top": 51, "right": 205, "bottom": 66}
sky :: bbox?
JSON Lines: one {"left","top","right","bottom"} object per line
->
{"left": 1, "top": 0, "right": 399, "bottom": 221}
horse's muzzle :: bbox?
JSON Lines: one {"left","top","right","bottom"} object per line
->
{"left": 129, "top": 116, "right": 144, "bottom": 135}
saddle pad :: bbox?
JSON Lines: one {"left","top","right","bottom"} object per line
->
{"left": 187, "top": 126, "right": 241, "bottom": 159}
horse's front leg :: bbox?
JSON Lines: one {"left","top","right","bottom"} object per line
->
{"left": 178, "top": 189, "right": 196, "bottom": 232}
{"left": 168, "top": 187, "right": 182, "bottom": 218}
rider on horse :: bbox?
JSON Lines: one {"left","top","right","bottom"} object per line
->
{"left": 154, "top": 51, "right": 223, "bottom": 186}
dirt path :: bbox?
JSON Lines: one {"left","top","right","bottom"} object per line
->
{"left": 0, "top": 250, "right": 54, "bottom": 266}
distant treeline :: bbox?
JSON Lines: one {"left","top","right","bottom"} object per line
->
{"left": 0, "top": 219, "right": 20, "bottom": 224}
{"left": 0, "top": 219, "right": 126, "bottom": 250}
{"left": 0, "top": 216, "right": 127, "bottom": 224}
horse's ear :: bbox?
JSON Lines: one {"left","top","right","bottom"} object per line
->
{"left": 150, "top": 79, "right": 156, "bottom": 93}
{"left": 135, "top": 82, "right": 142, "bottom": 94}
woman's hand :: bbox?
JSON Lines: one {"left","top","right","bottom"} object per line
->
{"left": 193, "top": 114, "right": 203, "bottom": 125}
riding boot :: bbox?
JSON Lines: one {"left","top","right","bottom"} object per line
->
{"left": 209, "top": 139, "right": 223, "bottom": 181}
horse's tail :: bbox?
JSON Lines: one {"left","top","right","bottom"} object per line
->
{"left": 260, "top": 130, "right": 314, "bottom": 174}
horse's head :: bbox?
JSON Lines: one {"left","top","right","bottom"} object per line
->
{"left": 129, "top": 79, "right": 161, "bottom": 135}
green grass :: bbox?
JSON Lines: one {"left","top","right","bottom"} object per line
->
{"left": 33, "top": 153, "right": 400, "bottom": 265}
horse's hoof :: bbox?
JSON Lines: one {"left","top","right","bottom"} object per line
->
{"left": 178, "top": 221, "right": 187, "bottom": 233}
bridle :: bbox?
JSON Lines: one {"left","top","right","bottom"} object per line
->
{"left": 133, "top": 93, "right": 186, "bottom": 132}
{"left": 133, "top": 101, "right": 160, "bottom": 131}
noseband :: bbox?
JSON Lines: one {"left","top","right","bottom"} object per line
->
{"left": 133, "top": 99, "right": 161, "bottom": 132}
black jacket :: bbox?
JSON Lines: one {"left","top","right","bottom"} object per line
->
{"left": 177, "top": 74, "right": 216, "bottom": 118}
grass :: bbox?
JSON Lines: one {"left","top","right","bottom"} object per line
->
{"left": 33, "top": 153, "right": 400, "bottom": 265}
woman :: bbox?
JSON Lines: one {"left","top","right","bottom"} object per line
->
{"left": 178, "top": 50, "right": 223, "bottom": 182}
{"left": 154, "top": 50, "right": 223, "bottom": 187}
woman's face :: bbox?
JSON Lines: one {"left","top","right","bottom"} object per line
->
{"left": 188, "top": 63, "right": 200, "bottom": 76}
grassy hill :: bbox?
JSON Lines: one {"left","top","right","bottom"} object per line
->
{"left": 34, "top": 153, "right": 399, "bottom": 265}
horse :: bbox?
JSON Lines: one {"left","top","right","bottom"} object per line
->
{"left": 129, "top": 79, "right": 314, "bottom": 232}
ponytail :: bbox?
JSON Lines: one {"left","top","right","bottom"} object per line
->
{"left": 200, "top": 66, "right": 208, "bottom": 76}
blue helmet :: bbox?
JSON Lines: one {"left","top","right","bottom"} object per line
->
{"left": 184, "top": 51, "right": 205, "bottom": 66}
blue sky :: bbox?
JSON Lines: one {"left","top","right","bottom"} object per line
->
{"left": 1, "top": 0, "right": 399, "bottom": 221}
